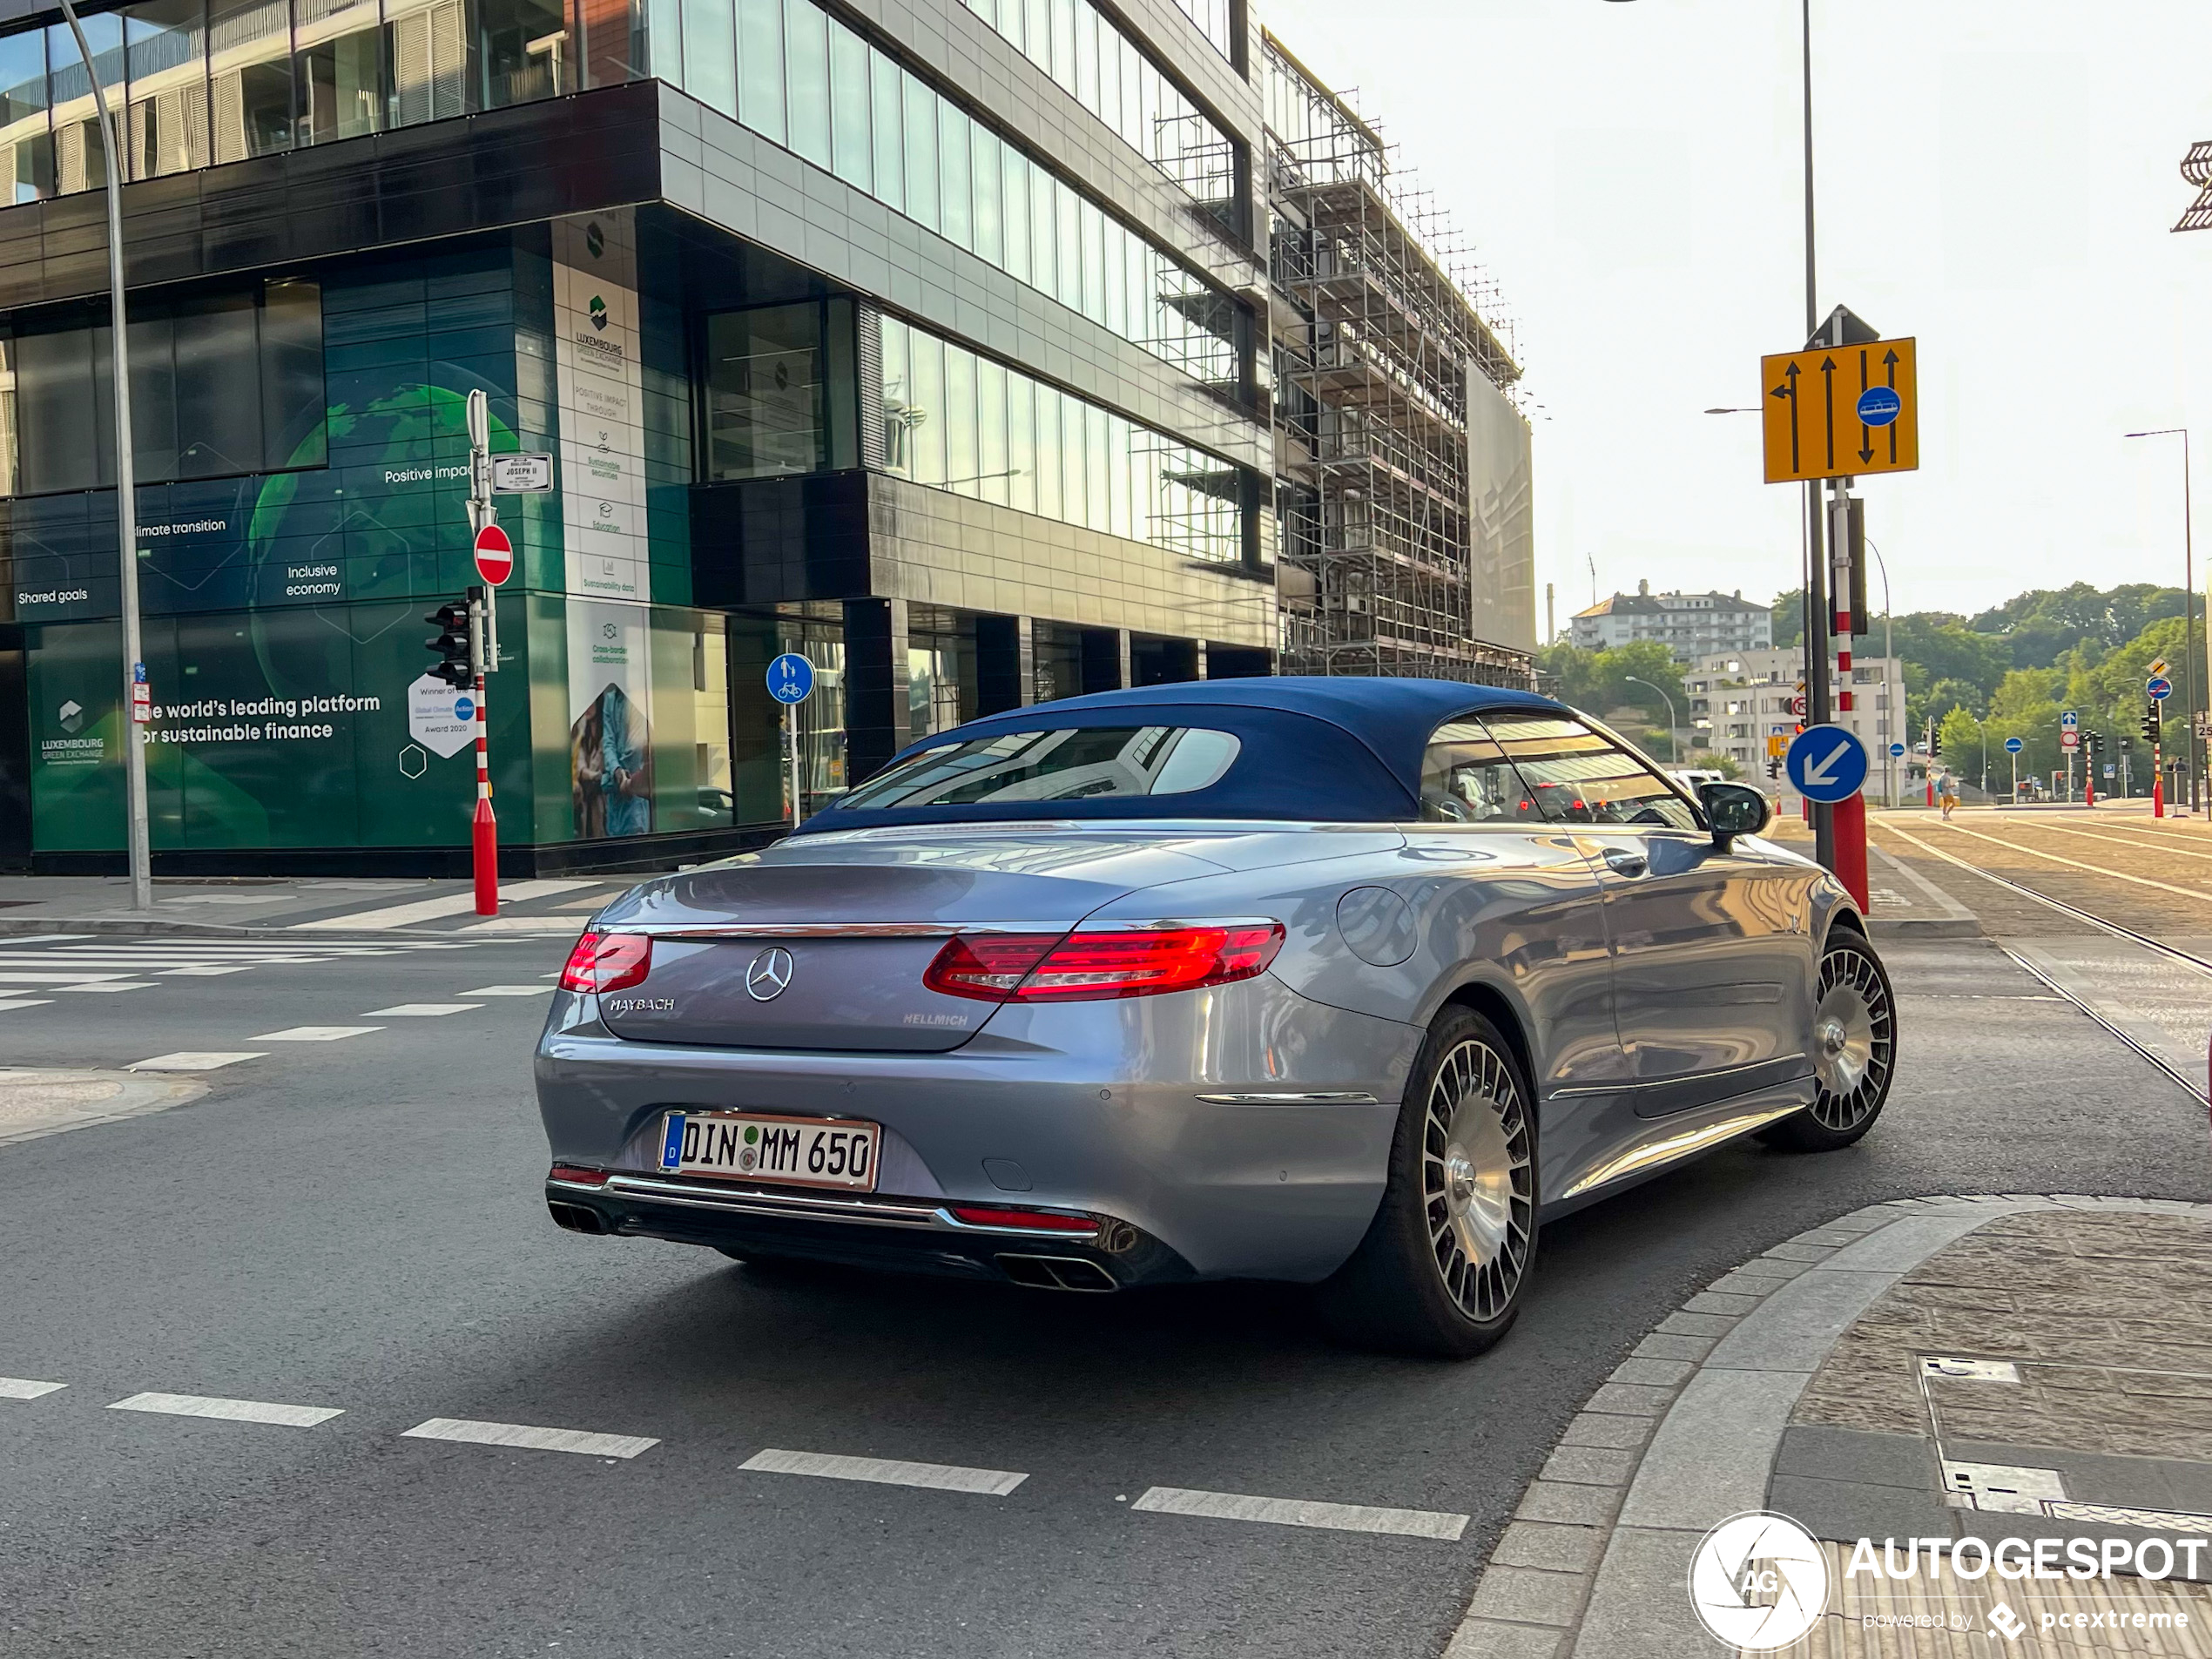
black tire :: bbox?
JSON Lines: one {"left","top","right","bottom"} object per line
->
{"left": 1320, "top": 1007, "right": 1539, "bottom": 1359}
{"left": 1758, "top": 931, "right": 1897, "bottom": 1152}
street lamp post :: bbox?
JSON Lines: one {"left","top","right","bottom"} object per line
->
{"left": 56, "top": 0, "right": 151, "bottom": 911}
{"left": 2125, "top": 428, "right": 2200, "bottom": 814}
{"left": 1624, "top": 676, "right": 1678, "bottom": 764}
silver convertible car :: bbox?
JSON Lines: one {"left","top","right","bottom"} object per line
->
{"left": 536, "top": 679, "right": 1895, "bottom": 1357}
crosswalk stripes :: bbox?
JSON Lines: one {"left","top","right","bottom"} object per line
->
{"left": 0, "top": 936, "right": 485, "bottom": 1005}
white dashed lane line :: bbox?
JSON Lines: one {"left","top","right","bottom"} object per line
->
{"left": 1130, "top": 1487, "right": 1469, "bottom": 1541}
{"left": 128, "top": 1052, "right": 268, "bottom": 1071}
{"left": 0, "top": 999, "right": 55, "bottom": 1011}
{"left": 361, "top": 1003, "right": 481, "bottom": 1017}
{"left": 461, "top": 986, "right": 556, "bottom": 996}
{"left": 740, "top": 1448, "right": 1029, "bottom": 1495}
{"left": 0, "top": 1378, "right": 67, "bottom": 1399}
{"left": 401, "top": 1418, "right": 659, "bottom": 1459}
{"left": 109, "top": 1392, "right": 345, "bottom": 1427}
{"left": 248, "top": 1027, "right": 383, "bottom": 1042}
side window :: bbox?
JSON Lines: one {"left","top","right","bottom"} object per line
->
{"left": 1419, "top": 722, "right": 1540, "bottom": 823}
{"left": 1480, "top": 714, "right": 1702, "bottom": 832}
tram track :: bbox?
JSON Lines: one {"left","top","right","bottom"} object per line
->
{"left": 1877, "top": 819, "right": 2212, "bottom": 1108}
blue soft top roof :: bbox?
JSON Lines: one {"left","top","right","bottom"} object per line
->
{"left": 797, "top": 677, "right": 1568, "bottom": 832}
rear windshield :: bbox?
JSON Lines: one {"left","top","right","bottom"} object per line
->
{"left": 838, "top": 726, "right": 1242, "bottom": 809}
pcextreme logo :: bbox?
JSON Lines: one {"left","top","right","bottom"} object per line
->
{"left": 1688, "top": 1512, "right": 1829, "bottom": 1650}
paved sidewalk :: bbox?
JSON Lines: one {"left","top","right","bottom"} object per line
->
{"left": 0, "top": 872, "right": 657, "bottom": 936}
{"left": 1450, "top": 1197, "right": 2212, "bottom": 1657}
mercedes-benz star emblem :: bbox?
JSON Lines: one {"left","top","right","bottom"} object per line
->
{"left": 745, "top": 947, "right": 794, "bottom": 1002}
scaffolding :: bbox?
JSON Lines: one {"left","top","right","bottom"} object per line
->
{"left": 1263, "top": 32, "right": 1531, "bottom": 686}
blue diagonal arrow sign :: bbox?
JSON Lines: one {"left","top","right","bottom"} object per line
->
{"left": 1785, "top": 724, "right": 1869, "bottom": 803}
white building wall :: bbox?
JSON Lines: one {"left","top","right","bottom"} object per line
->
{"left": 1684, "top": 646, "right": 1908, "bottom": 807}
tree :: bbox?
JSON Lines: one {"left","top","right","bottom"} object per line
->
{"left": 1535, "top": 640, "right": 1686, "bottom": 729}
{"left": 1770, "top": 588, "right": 1805, "bottom": 651}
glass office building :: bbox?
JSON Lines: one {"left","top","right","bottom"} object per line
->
{"left": 0, "top": 0, "right": 1276, "bottom": 873}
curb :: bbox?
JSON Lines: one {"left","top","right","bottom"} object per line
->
{"left": 1443, "top": 1194, "right": 2212, "bottom": 1659}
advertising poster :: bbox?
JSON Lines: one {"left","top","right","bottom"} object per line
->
{"left": 567, "top": 599, "right": 654, "bottom": 838}
{"left": 551, "top": 211, "right": 650, "bottom": 605}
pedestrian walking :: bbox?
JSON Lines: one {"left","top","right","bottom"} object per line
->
{"left": 1938, "top": 767, "right": 1959, "bottom": 820}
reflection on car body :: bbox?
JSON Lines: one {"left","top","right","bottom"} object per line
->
{"left": 536, "top": 678, "right": 1893, "bottom": 1358}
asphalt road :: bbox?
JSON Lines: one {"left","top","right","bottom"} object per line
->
{"left": 2, "top": 926, "right": 2208, "bottom": 1658}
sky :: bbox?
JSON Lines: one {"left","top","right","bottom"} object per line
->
{"left": 1251, "top": 0, "right": 2212, "bottom": 632}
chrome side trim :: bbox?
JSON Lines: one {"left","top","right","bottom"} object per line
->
{"left": 1557, "top": 1102, "right": 1804, "bottom": 1199}
{"left": 1072, "top": 915, "right": 1281, "bottom": 934}
{"left": 622, "top": 922, "right": 1008, "bottom": 940}
{"left": 1194, "top": 1091, "right": 1381, "bottom": 1105}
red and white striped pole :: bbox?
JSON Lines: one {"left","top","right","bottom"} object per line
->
{"left": 465, "top": 388, "right": 501, "bottom": 919}
{"left": 1829, "top": 488, "right": 1869, "bottom": 909}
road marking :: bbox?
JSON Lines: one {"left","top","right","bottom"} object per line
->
{"left": 292, "top": 880, "right": 601, "bottom": 932}
{"left": 1916, "top": 820, "right": 2212, "bottom": 903}
{"left": 0, "top": 1378, "right": 66, "bottom": 1399}
{"left": 460, "top": 985, "right": 556, "bottom": 996}
{"left": 158, "top": 966, "right": 260, "bottom": 977}
{"left": 459, "top": 917, "right": 592, "bottom": 934}
{"left": 109, "top": 1392, "right": 344, "bottom": 1427}
{"left": 401, "top": 1418, "right": 658, "bottom": 1459}
{"left": 0, "top": 970, "right": 133, "bottom": 984}
{"left": 248, "top": 1026, "right": 383, "bottom": 1042}
{"left": 57, "top": 982, "right": 158, "bottom": 993}
{"left": 361, "top": 1003, "right": 482, "bottom": 1017}
{"left": 1130, "top": 1486, "right": 1468, "bottom": 1541}
{"left": 0, "top": 999, "right": 55, "bottom": 1011}
{"left": 128, "top": 1052, "right": 267, "bottom": 1071}
{"left": 739, "top": 1448, "right": 1028, "bottom": 1495}
{"left": 0, "top": 934, "right": 95, "bottom": 943}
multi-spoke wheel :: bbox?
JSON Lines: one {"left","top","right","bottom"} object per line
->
{"left": 1321, "top": 1007, "right": 1539, "bottom": 1358}
{"left": 1759, "top": 931, "right": 1897, "bottom": 1152}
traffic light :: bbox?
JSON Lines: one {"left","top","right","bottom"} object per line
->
{"left": 2121, "top": 733, "right": 2134, "bottom": 753}
{"left": 1927, "top": 720, "right": 1941, "bottom": 758}
{"left": 2143, "top": 704, "right": 2162, "bottom": 743}
{"left": 425, "top": 600, "right": 475, "bottom": 689}
{"left": 1765, "top": 758, "right": 1783, "bottom": 780}
{"left": 2083, "top": 729, "right": 2101, "bottom": 756}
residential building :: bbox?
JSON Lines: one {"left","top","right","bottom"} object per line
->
{"left": 0, "top": 0, "right": 1413, "bottom": 874}
{"left": 1570, "top": 582, "right": 1771, "bottom": 662}
{"left": 1684, "top": 646, "right": 1907, "bottom": 805}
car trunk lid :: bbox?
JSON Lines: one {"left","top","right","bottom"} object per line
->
{"left": 587, "top": 827, "right": 1231, "bottom": 1051}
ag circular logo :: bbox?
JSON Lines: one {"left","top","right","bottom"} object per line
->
{"left": 1687, "top": 1512, "right": 1829, "bottom": 1650}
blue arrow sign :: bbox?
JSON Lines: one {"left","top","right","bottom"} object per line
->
{"left": 766, "top": 652, "right": 815, "bottom": 705}
{"left": 1889, "top": 742, "right": 1906, "bottom": 758}
{"left": 2060, "top": 710, "right": 2078, "bottom": 727}
{"left": 2148, "top": 676, "right": 2173, "bottom": 702}
{"left": 1785, "top": 724, "right": 1870, "bottom": 803}
{"left": 2005, "top": 736, "right": 2024, "bottom": 753}
{"left": 1857, "top": 385, "right": 1902, "bottom": 428}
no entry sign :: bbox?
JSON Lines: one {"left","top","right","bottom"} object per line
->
{"left": 473, "top": 523, "right": 514, "bottom": 586}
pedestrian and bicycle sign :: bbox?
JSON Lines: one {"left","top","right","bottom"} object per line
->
{"left": 766, "top": 653, "right": 815, "bottom": 705}
{"left": 1785, "top": 725, "right": 1869, "bottom": 803}
{"left": 1761, "top": 335, "right": 1919, "bottom": 484}
{"left": 2005, "top": 737, "right": 2024, "bottom": 754}
{"left": 2148, "top": 676, "right": 2173, "bottom": 701}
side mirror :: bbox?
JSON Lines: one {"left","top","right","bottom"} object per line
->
{"left": 1699, "top": 781, "right": 1772, "bottom": 847}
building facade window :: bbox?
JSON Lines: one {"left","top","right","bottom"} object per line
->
{"left": 953, "top": 0, "right": 1235, "bottom": 226}
{"left": 0, "top": 276, "right": 326, "bottom": 497}
{"left": 878, "top": 312, "right": 1240, "bottom": 564}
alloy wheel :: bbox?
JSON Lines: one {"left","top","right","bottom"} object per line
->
{"left": 1421, "top": 1039, "right": 1534, "bottom": 1323}
{"left": 1811, "top": 941, "right": 1893, "bottom": 1130}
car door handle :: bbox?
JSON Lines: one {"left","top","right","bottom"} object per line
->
{"left": 1602, "top": 848, "right": 1649, "bottom": 878}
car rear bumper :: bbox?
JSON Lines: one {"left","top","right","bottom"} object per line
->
{"left": 534, "top": 974, "right": 1422, "bottom": 1283}
{"left": 544, "top": 1169, "right": 1192, "bottom": 1290}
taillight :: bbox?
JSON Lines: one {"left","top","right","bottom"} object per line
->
{"left": 548, "top": 1164, "right": 610, "bottom": 1186}
{"left": 924, "top": 923, "right": 1284, "bottom": 1003}
{"left": 558, "top": 932, "right": 652, "bottom": 994}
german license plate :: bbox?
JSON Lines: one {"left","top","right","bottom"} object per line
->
{"left": 658, "top": 1111, "right": 880, "bottom": 1192}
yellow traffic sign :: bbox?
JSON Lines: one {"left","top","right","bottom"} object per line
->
{"left": 2149, "top": 657, "right": 2169, "bottom": 677}
{"left": 1766, "top": 733, "right": 1789, "bottom": 758}
{"left": 1762, "top": 336, "right": 1919, "bottom": 483}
